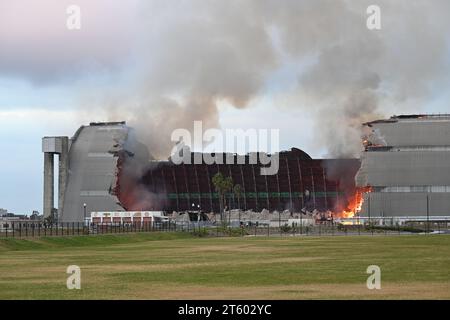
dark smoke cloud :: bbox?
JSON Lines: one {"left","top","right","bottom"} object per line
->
{"left": 106, "top": 0, "right": 450, "bottom": 159}
{"left": 2, "top": 0, "right": 450, "bottom": 158}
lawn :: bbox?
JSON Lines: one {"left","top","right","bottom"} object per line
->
{"left": 0, "top": 233, "right": 449, "bottom": 299}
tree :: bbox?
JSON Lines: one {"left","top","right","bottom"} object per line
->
{"left": 233, "top": 184, "right": 243, "bottom": 210}
{"left": 212, "top": 172, "right": 233, "bottom": 222}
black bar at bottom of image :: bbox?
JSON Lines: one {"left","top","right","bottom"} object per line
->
{"left": 0, "top": 300, "right": 447, "bottom": 319}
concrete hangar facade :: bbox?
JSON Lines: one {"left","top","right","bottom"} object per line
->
{"left": 42, "top": 122, "right": 359, "bottom": 222}
{"left": 42, "top": 115, "right": 450, "bottom": 223}
{"left": 356, "top": 114, "right": 450, "bottom": 223}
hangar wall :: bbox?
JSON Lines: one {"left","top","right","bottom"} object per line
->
{"left": 58, "top": 122, "right": 130, "bottom": 222}
{"left": 356, "top": 115, "right": 450, "bottom": 219}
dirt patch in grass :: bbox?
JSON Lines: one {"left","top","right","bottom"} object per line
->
{"left": 125, "top": 282, "right": 450, "bottom": 300}
{"left": 65, "top": 256, "right": 324, "bottom": 273}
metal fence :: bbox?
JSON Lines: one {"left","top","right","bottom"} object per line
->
{"left": 193, "top": 221, "right": 450, "bottom": 238}
{"left": 0, "top": 221, "right": 177, "bottom": 238}
{"left": 0, "top": 219, "right": 449, "bottom": 239}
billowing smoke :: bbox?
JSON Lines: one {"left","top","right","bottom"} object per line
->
{"left": 104, "top": 0, "right": 277, "bottom": 158}
{"left": 99, "top": 0, "right": 450, "bottom": 159}
{"left": 2, "top": 0, "right": 450, "bottom": 159}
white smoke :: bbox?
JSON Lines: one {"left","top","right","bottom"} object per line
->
{"left": 2, "top": 0, "right": 450, "bottom": 158}
{"left": 114, "top": 0, "right": 450, "bottom": 158}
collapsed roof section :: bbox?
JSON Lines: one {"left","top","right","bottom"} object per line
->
{"left": 362, "top": 114, "right": 450, "bottom": 148}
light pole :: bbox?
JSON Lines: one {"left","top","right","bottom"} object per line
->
{"left": 300, "top": 211, "right": 303, "bottom": 235}
{"left": 278, "top": 210, "right": 281, "bottom": 235}
{"left": 426, "top": 194, "right": 430, "bottom": 234}
{"left": 239, "top": 208, "right": 241, "bottom": 228}
{"left": 83, "top": 203, "right": 87, "bottom": 227}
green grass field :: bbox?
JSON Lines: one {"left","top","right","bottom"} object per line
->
{"left": 1, "top": 233, "right": 449, "bottom": 299}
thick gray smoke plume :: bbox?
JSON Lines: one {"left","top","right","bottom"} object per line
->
{"left": 90, "top": 0, "right": 450, "bottom": 158}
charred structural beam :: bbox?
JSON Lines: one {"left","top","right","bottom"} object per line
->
{"left": 136, "top": 148, "right": 360, "bottom": 213}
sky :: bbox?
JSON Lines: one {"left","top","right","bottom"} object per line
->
{"left": 1, "top": 0, "right": 450, "bottom": 214}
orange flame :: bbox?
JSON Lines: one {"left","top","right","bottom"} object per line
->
{"left": 340, "top": 187, "right": 372, "bottom": 218}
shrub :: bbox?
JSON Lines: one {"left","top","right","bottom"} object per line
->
{"left": 280, "top": 224, "right": 292, "bottom": 233}
{"left": 191, "top": 228, "right": 209, "bottom": 237}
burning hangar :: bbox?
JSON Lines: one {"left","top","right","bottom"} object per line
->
{"left": 42, "top": 114, "right": 450, "bottom": 224}
{"left": 356, "top": 114, "right": 450, "bottom": 223}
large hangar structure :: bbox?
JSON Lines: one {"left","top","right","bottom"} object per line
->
{"left": 43, "top": 114, "right": 450, "bottom": 224}
{"left": 133, "top": 150, "right": 360, "bottom": 214}
{"left": 43, "top": 122, "right": 360, "bottom": 222}
{"left": 42, "top": 122, "right": 145, "bottom": 223}
{"left": 356, "top": 114, "right": 450, "bottom": 221}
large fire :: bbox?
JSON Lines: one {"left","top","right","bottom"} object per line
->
{"left": 340, "top": 186, "right": 372, "bottom": 218}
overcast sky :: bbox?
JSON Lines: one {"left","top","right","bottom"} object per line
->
{"left": 1, "top": 0, "right": 450, "bottom": 214}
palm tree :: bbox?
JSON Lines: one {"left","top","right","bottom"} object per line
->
{"left": 212, "top": 172, "right": 233, "bottom": 222}
{"left": 233, "top": 184, "right": 243, "bottom": 209}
